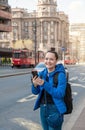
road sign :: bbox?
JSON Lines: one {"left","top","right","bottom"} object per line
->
{"left": 61, "top": 47, "right": 66, "bottom": 51}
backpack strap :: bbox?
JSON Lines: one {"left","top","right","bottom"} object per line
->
{"left": 53, "top": 73, "right": 59, "bottom": 87}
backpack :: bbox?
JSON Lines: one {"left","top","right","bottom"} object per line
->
{"left": 53, "top": 72, "right": 73, "bottom": 114}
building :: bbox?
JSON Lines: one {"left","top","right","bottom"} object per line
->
{"left": 0, "top": 0, "right": 69, "bottom": 60}
{"left": 11, "top": 0, "right": 69, "bottom": 59}
{"left": 0, "top": 0, "right": 12, "bottom": 48}
{"left": 70, "top": 23, "right": 85, "bottom": 62}
{"left": 69, "top": 34, "right": 80, "bottom": 61}
{"left": 0, "top": 0, "right": 12, "bottom": 32}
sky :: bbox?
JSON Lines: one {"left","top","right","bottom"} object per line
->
{"left": 8, "top": 0, "right": 85, "bottom": 24}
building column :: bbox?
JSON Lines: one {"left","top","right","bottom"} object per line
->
{"left": 48, "top": 22, "right": 50, "bottom": 49}
{"left": 39, "top": 20, "right": 44, "bottom": 50}
{"left": 55, "top": 21, "right": 58, "bottom": 51}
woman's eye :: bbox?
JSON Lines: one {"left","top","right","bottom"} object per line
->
{"left": 45, "top": 58, "right": 48, "bottom": 60}
{"left": 45, "top": 58, "right": 54, "bottom": 61}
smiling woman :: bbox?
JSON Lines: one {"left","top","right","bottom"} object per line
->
{"left": 31, "top": 50, "right": 67, "bottom": 130}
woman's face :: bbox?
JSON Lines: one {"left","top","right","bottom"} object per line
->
{"left": 44, "top": 52, "right": 57, "bottom": 72}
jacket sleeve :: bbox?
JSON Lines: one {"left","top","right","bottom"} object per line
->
{"left": 41, "top": 72, "right": 67, "bottom": 99}
{"left": 31, "top": 84, "right": 40, "bottom": 95}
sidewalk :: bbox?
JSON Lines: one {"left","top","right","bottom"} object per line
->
{"left": 63, "top": 108, "right": 85, "bottom": 130}
{"left": 63, "top": 97, "right": 85, "bottom": 130}
{"left": 71, "top": 107, "right": 85, "bottom": 130}
{"left": 0, "top": 65, "right": 32, "bottom": 77}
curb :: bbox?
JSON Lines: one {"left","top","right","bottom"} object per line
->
{"left": 0, "top": 71, "right": 31, "bottom": 78}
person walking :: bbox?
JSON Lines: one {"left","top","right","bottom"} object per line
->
{"left": 31, "top": 50, "right": 67, "bottom": 130}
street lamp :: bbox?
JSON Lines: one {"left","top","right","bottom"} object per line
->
{"left": 33, "top": 19, "right": 37, "bottom": 66}
{"left": 61, "top": 46, "right": 67, "bottom": 65}
{"left": 12, "top": 39, "right": 16, "bottom": 49}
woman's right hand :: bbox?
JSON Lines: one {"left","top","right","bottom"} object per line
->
{"left": 32, "top": 76, "right": 44, "bottom": 87}
{"left": 32, "top": 76, "right": 38, "bottom": 87}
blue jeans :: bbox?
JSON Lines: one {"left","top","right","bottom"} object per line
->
{"left": 40, "top": 104, "right": 63, "bottom": 130}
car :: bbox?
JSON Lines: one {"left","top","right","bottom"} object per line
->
{"left": 34, "top": 62, "right": 46, "bottom": 72}
{"left": 31, "top": 62, "right": 46, "bottom": 77}
{"left": 57, "top": 60, "right": 64, "bottom": 65}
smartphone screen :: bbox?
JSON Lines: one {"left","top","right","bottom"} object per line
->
{"left": 31, "top": 70, "right": 38, "bottom": 78}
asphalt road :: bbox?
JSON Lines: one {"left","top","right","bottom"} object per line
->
{"left": 0, "top": 65, "right": 85, "bottom": 130}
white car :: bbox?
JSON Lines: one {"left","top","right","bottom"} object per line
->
{"left": 33, "top": 62, "right": 46, "bottom": 72}
{"left": 31, "top": 62, "right": 46, "bottom": 77}
{"left": 32, "top": 62, "right": 46, "bottom": 75}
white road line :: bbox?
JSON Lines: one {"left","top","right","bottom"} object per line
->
{"left": 17, "top": 94, "right": 37, "bottom": 103}
{"left": 12, "top": 118, "right": 42, "bottom": 130}
{"left": 71, "top": 83, "right": 85, "bottom": 88}
{"left": 72, "top": 91, "right": 78, "bottom": 96}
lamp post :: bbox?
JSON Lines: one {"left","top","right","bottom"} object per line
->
{"left": 33, "top": 19, "right": 37, "bottom": 66}
{"left": 61, "top": 46, "right": 66, "bottom": 65}
{"left": 12, "top": 39, "right": 16, "bottom": 49}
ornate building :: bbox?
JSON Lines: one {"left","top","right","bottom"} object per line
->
{"left": 11, "top": 0, "right": 69, "bottom": 59}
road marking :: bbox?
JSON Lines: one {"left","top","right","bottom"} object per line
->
{"left": 12, "top": 118, "right": 42, "bottom": 130}
{"left": 17, "top": 94, "right": 37, "bottom": 103}
{"left": 70, "top": 76, "right": 78, "bottom": 81}
{"left": 71, "top": 83, "right": 85, "bottom": 88}
{"left": 72, "top": 91, "right": 78, "bottom": 96}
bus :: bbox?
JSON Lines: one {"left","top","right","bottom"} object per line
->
{"left": 64, "top": 55, "right": 76, "bottom": 65}
{"left": 11, "top": 48, "right": 44, "bottom": 68}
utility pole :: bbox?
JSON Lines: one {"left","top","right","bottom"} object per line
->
{"left": 33, "top": 19, "right": 37, "bottom": 66}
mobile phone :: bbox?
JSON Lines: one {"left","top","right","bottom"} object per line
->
{"left": 31, "top": 70, "right": 38, "bottom": 78}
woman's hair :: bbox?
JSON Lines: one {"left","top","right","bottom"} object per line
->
{"left": 46, "top": 50, "right": 58, "bottom": 60}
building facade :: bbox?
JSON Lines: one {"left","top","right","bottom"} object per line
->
{"left": 69, "top": 34, "right": 80, "bottom": 62}
{"left": 0, "top": 0, "right": 11, "bottom": 32}
{"left": 0, "top": 0, "right": 12, "bottom": 48}
{"left": 70, "top": 23, "right": 85, "bottom": 62}
{"left": 11, "top": 0, "right": 69, "bottom": 59}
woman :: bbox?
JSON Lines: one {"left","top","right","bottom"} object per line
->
{"left": 31, "top": 50, "right": 67, "bottom": 130}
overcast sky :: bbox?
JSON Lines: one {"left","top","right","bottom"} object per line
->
{"left": 8, "top": 0, "right": 85, "bottom": 24}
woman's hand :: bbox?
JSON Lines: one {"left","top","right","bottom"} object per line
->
{"left": 32, "top": 76, "right": 44, "bottom": 87}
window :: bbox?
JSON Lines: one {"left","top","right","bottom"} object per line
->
{"left": 12, "top": 22, "right": 17, "bottom": 26}
{"left": 24, "top": 28, "right": 28, "bottom": 32}
{"left": 24, "top": 22, "right": 28, "bottom": 26}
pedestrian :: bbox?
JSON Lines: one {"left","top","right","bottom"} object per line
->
{"left": 31, "top": 50, "right": 67, "bottom": 130}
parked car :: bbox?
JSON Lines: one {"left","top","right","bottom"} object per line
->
{"left": 32, "top": 62, "right": 46, "bottom": 72}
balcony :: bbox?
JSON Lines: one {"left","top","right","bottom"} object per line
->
{"left": 0, "top": 10, "right": 11, "bottom": 20}
{"left": 0, "top": 23, "right": 12, "bottom": 32}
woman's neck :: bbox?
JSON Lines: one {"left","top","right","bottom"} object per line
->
{"left": 48, "top": 67, "right": 55, "bottom": 73}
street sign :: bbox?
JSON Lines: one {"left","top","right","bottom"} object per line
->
{"left": 61, "top": 47, "right": 66, "bottom": 51}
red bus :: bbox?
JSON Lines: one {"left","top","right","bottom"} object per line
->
{"left": 64, "top": 55, "right": 76, "bottom": 65}
{"left": 11, "top": 49, "right": 44, "bottom": 68}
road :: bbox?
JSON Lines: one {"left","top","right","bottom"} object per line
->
{"left": 0, "top": 65, "right": 85, "bottom": 130}
{"left": 0, "top": 73, "right": 42, "bottom": 130}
